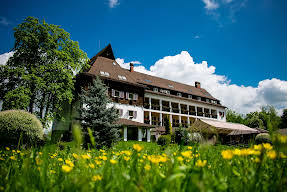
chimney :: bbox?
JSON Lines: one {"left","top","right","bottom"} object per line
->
{"left": 130, "top": 62, "right": 134, "bottom": 72}
{"left": 195, "top": 81, "right": 201, "bottom": 88}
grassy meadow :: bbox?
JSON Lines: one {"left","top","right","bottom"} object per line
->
{"left": 0, "top": 140, "right": 287, "bottom": 192}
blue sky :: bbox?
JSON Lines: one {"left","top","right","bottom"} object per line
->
{"left": 0, "top": 0, "right": 287, "bottom": 114}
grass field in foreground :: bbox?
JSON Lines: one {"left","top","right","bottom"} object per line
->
{"left": 0, "top": 140, "right": 286, "bottom": 192}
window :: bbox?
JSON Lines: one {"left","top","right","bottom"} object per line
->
{"left": 129, "top": 93, "right": 133, "bottom": 100}
{"left": 188, "top": 95, "right": 192, "bottom": 99}
{"left": 113, "top": 62, "right": 116, "bottom": 65}
{"left": 177, "top": 92, "right": 182, "bottom": 97}
{"left": 128, "top": 110, "right": 137, "bottom": 119}
{"left": 100, "top": 71, "right": 109, "bottom": 77}
{"left": 153, "top": 88, "right": 158, "bottom": 92}
{"left": 117, "top": 109, "right": 123, "bottom": 117}
{"left": 160, "top": 89, "right": 170, "bottom": 94}
{"left": 118, "top": 75, "right": 126, "bottom": 80}
{"left": 115, "top": 90, "right": 120, "bottom": 97}
{"left": 197, "top": 96, "right": 201, "bottom": 101}
{"left": 168, "top": 84, "right": 174, "bottom": 88}
{"left": 206, "top": 99, "right": 210, "bottom": 103}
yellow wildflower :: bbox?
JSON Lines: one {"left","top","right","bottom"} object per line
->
{"left": 65, "top": 159, "right": 74, "bottom": 167}
{"left": 81, "top": 154, "right": 91, "bottom": 159}
{"left": 110, "top": 159, "right": 117, "bottom": 164}
{"left": 139, "top": 159, "right": 144, "bottom": 163}
{"left": 36, "top": 157, "right": 42, "bottom": 165}
{"left": 58, "top": 158, "right": 63, "bottom": 162}
{"left": 16, "top": 150, "right": 20, "bottom": 153}
{"left": 50, "top": 170, "right": 56, "bottom": 174}
{"left": 95, "top": 160, "right": 102, "bottom": 165}
{"left": 10, "top": 156, "right": 16, "bottom": 160}
{"left": 262, "top": 143, "right": 272, "bottom": 150}
{"left": 124, "top": 156, "right": 130, "bottom": 161}
{"left": 12, "top": 150, "right": 16, "bottom": 153}
{"left": 177, "top": 156, "right": 184, "bottom": 162}
{"left": 133, "top": 144, "right": 143, "bottom": 152}
{"left": 253, "top": 144, "right": 262, "bottom": 151}
{"left": 173, "top": 152, "right": 177, "bottom": 156}
{"left": 144, "top": 164, "right": 151, "bottom": 171}
{"left": 72, "top": 153, "right": 79, "bottom": 159}
{"left": 221, "top": 150, "right": 233, "bottom": 160}
{"left": 92, "top": 175, "right": 102, "bottom": 182}
{"left": 196, "top": 159, "right": 207, "bottom": 167}
{"left": 62, "top": 165, "right": 73, "bottom": 173}
{"left": 100, "top": 149, "right": 105, "bottom": 153}
{"left": 267, "top": 150, "right": 277, "bottom": 159}
{"left": 99, "top": 156, "right": 107, "bottom": 161}
{"left": 233, "top": 149, "right": 242, "bottom": 156}
{"left": 181, "top": 151, "right": 192, "bottom": 158}
{"left": 39, "top": 152, "right": 43, "bottom": 155}
{"left": 89, "top": 163, "right": 95, "bottom": 168}
{"left": 5, "top": 147, "right": 10, "bottom": 151}
{"left": 254, "top": 158, "right": 261, "bottom": 163}
{"left": 187, "top": 146, "right": 193, "bottom": 150}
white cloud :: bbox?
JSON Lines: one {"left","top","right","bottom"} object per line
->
{"left": 0, "top": 51, "right": 14, "bottom": 65}
{"left": 202, "top": 0, "right": 219, "bottom": 10}
{"left": 117, "top": 51, "right": 287, "bottom": 115}
{"left": 109, "top": 0, "right": 119, "bottom": 8}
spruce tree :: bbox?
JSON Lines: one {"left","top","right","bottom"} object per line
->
{"left": 79, "top": 77, "right": 119, "bottom": 148}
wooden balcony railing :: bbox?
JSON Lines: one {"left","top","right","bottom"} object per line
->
{"left": 151, "top": 105, "right": 160, "bottom": 110}
{"left": 162, "top": 106, "right": 170, "bottom": 112}
{"left": 172, "top": 108, "right": 180, "bottom": 113}
{"left": 189, "top": 111, "right": 196, "bottom": 116}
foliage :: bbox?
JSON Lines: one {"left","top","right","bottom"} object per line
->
{"left": 164, "top": 117, "right": 172, "bottom": 135}
{"left": 0, "top": 16, "right": 88, "bottom": 127}
{"left": 0, "top": 110, "right": 43, "bottom": 146}
{"left": 0, "top": 140, "right": 286, "bottom": 191}
{"left": 280, "top": 108, "right": 287, "bottom": 128}
{"left": 245, "top": 112, "right": 265, "bottom": 129}
{"left": 79, "top": 77, "right": 120, "bottom": 148}
{"left": 174, "top": 125, "right": 190, "bottom": 145}
{"left": 157, "top": 135, "right": 171, "bottom": 146}
{"left": 255, "top": 133, "right": 272, "bottom": 144}
{"left": 226, "top": 109, "right": 245, "bottom": 124}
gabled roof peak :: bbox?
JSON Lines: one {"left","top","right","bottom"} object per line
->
{"left": 90, "top": 44, "right": 115, "bottom": 63}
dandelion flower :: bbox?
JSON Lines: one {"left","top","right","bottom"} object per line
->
{"left": 89, "top": 163, "right": 95, "bottom": 169}
{"left": 262, "top": 143, "right": 272, "bottom": 150}
{"left": 5, "top": 147, "right": 10, "bottom": 151}
{"left": 221, "top": 150, "right": 233, "bottom": 160}
{"left": 62, "top": 165, "right": 73, "bottom": 173}
{"left": 92, "top": 175, "right": 102, "bottom": 182}
{"left": 81, "top": 154, "right": 91, "bottom": 159}
{"left": 110, "top": 159, "right": 117, "bottom": 164}
{"left": 267, "top": 150, "right": 276, "bottom": 159}
{"left": 65, "top": 160, "right": 74, "bottom": 167}
{"left": 58, "top": 158, "right": 63, "bottom": 162}
{"left": 72, "top": 153, "right": 79, "bottom": 159}
{"left": 144, "top": 164, "right": 151, "bottom": 171}
{"left": 177, "top": 156, "right": 184, "bottom": 162}
{"left": 10, "top": 156, "right": 16, "bottom": 160}
{"left": 196, "top": 159, "right": 207, "bottom": 167}
{"left": 133, "top": 144, "right": 143, "bottom": 152}
{"left": 124, "top": 156, "right": 130, "bottom": 161}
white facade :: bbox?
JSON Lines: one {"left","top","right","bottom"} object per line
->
{"left": 144, "top": 92, "right": 226, "bottom": 126}
{"left": 108, "top": 103, "right": 144, "bottom": 123}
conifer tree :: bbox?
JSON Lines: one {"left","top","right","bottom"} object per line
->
{"left": 79, "top": 77, "right": 119, "bottom": 148}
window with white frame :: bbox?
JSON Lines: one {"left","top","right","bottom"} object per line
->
{"left": 100, "top": 71, "right": 110, "bottom": 77}
{"left": 128, "top": 110, "right": 137, "bottom": 119}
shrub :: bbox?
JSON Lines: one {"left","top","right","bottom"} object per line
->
{"left": 189, "top": 132, "right": 203, "bottom": 143}
{"left": 174, "top": 126, "right": 190, "bottom": 145}
{"left": 255, "top": 133, "right": 272, "bottom": 144}
{"left": 0, "top": 110, "right": 44, "bottom": 146}
{"left": 157, "top": 135, "right": 171, "bottom": 146}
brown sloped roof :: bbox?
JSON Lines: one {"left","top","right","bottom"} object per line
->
{"left": 87, "top": 56, "right": 141, "bottom": 87}
{"left": 127, "top": 70, "right": 219, "bottom": 101}
{"left": 87, "top": 44, "right": 223, "bottom": 105}
{"left": 116, "top": 118, "right": 155, "bottom": 128}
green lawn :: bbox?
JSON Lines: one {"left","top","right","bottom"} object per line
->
{"left": 0, "top": 141, "right": 286, "bottom": 192}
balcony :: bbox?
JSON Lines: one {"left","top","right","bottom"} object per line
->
{"left": 172, "top": 108, "right": 180, "bottom": 113}
{"left": 151, "top": 104, "right": 160, "bottom": 110}
{"left": 151, "top": 120, "right": 161, "bottom": 126}
{"left": 144, "top": 103, "right": 150, "bottom": 109}
{"left": 162, "top": 106, "right": 170, "bottom": 112}
{"left": 212, "top": 115, "right": 217, "bottom": 119}
{"left": 144, "top": 119, "right": 150, "bottom": 124}
{"left": 189, "top": 111, "right": 196, "bottom": 116}
{"left": 197, "top": 112, "right": 204, "bottom": 117}
{"left": 181, "top": 109, "right": 188, "bottom": 115}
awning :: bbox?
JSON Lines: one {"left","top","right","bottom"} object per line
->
{"left": 189, "top": 119, "right": 259, "bottom": 135}
{"left": 116, "top": 118, "right": 155, "bottom": 128}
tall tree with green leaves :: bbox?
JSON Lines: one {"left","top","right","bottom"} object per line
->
{"left": 79, "top": 77, "right": 120, "bottom": 148}
{"left": 0, "top": 16, "right": 88, "bottom": 127}
{"left": 226, "top": 109, "right": 245, "bottom": 124}
{"left": 164, "top": 117, "right": 172, "bottom": 135}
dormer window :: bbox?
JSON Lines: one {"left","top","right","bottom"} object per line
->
{"left": 100, "top": 71, "right": 109, "bottom": 77}
{"left": 197, "top": 96, "right": 201, "bottom": 101}
{"left": 153, "top": 88, "right": 158, "bottom": 92}
{"left": 144, "top": 79, "right": 151, "bottom": 83}
{"left": 177, "top": 93, "right": 182, "bottom": 97}
{"left": 118, "top": 75, "right": 127, "bottom": 81}
{"left": 168, "top": 85, "right": 174, "bottom": 88}
{"left": 113, "top": 62, "right": 116, "bottom": 65}
{"left": 188, "top": 95, "right": 192, "bottom": 99}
